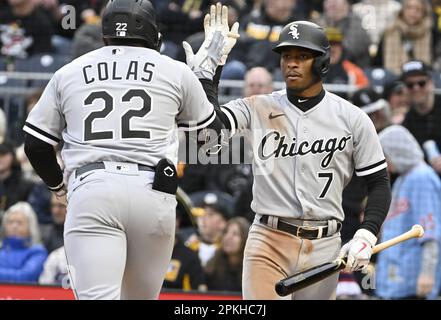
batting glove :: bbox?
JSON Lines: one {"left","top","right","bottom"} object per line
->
{"left": 183, "top": 3, "right": 239, "bottom": 78}
{"left": 338, "top": 229, "right": 377, "bottom": 272}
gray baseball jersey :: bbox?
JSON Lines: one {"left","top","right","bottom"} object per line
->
{"left": 222, "top": 89, "right": 386, "bottom": 221}
{"left": 24, "top": 46, "right": 215, "bottom": 181}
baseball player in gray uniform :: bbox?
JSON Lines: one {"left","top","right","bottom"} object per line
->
{"left": 22, "top": 0, "right": 236, "bottom": 299}
{"left": 190, "top": 21, "right": 392, "bottom": 299}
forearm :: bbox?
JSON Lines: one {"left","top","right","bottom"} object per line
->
{"left": 360, "top": 168, "right": 391, "bottom": 236}
{"left": 199, "top": 76, "right": 231, "bottom": 131}
{"left": 24, "top": 133, "right": 63, "bottom": 188}
{"left": 420, "top": 240, "right": 439, "bottom": 278}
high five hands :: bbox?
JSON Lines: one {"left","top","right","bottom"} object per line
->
{"left": 183, "top": 3, "right": 240, "bottom": 79}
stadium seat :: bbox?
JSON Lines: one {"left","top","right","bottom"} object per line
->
{"left": 0, "top": 74, "right": 27, "bottom": 88}
{"left": 14, "top": 53, "right": 71, "bottom": 87}
{"left": 0, "top": 94, "right": 27, "bottom": 145}
{"left": 363, "top": 67, "right": 397, "bottom": 88}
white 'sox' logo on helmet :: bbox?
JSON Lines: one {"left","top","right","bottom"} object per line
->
{"left": 288, "top": 24, "right": 299, "bottom": 39}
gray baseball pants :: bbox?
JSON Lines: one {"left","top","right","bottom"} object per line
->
{"left": 242, "top": 215, "right": 342, "bottom": 300}
{"left": 64, "top": 162, "right": 176, "bottom": 300}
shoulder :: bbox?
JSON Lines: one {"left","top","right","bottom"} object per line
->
{"left": 324, "top": 91, "right": 362, "bottom": 113}
{"left": 408, "top": 163, "right": 441, "bottom": 185}
{"left": 325, "top": 91, "right": 374, "bottom": 127}
{"left": 225, "top": 90, "right": 281, "bottom": 111}
{"left": 52, "top": 48, "right": 102, "bottom": 79}
{"left": 172, "top": 59, "right": 196, "bottom": 77}
{"left": 270, "top": 89, "right": 287, "bottom": 101}
{"left": 250, "top": 89, "right": 285, "bottom": 105}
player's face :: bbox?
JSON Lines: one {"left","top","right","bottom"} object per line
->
{"left": 280, "top": 47, "right": 321, "bottom": 95}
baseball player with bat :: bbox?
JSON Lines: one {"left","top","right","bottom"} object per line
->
{"left": 189, "top": 20, "right": 392, "bottom": 299}
{"left": 22, "top": 0, "right": 237, "bottom": 299}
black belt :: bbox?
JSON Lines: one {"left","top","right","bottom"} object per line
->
{"left": 259, "top": 215, "right": 341, "bottom": 240}
{"left": 75, "top": 162, "right": 155, "bottom": 178}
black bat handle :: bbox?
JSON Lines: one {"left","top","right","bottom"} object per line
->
{"left": 275, "top": 258, "right": 347, "bottom": 297}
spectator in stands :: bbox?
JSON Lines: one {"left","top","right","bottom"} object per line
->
{"left": 313, "top": 0, "right": 372, "bottom": 68}
{"left": 0, "top": 0, "right": 55, "bottom": 58}
{"left": 348, "top": 87, "right": 396, "bottom": 296}
{"left": 375, "top": 125, "right": 441, "bottom": 300}
{"left": 225, "top": 0, "right": 256, "bottom": 17}
{"left": 157, "top": 0, "right": 212, "bottom": 59}
{"left": 0, "top": 143, "right": 34, "bottom": 214}
{"left": 243, "top": 66, "right": 273, "bottom": 97}
{"left": 186, "top": 191, "right": 233, "bottom": 267}
{"left": 0, "top": 107, "right": 6, "bottom": 144}
{"left": 241, "top": 0, "right": 304, "bottom": 73}
{"left": 432, "top": 0, "right": 441, "bottom": 71}
{"left": 163, "top": 207, "right": 207, "bottom": 291}
{"left": 324, "top": 27, "right": 369, "bottom": 95}
{"left": 27, "top": 182, "right": 52, "bottom": 237}
{"left": 400, "top": 60, "right": 441, "bottom": 176}
{"left": 38, "top": 245, "right": 68, "bottom": 285}
{"left": 71, "top": 0, "right": 109, "bottom": 59}
{"left": 374, "top": 0, "right": 433, "bottom": 75}
{"left": 16, "top": 89, "right": 44, "bottom": 181}
{"left": 36, "top": 0, "right": 98, "bottom": 39}
{"left": 41, "top": 193, "right": 66, "bottom": 253}
{"left": 383, "top": 79, "right": 410, "bottom": 125}
{"left": 205, "top": 217, "right": 250, "bottom": 292}
{"left": 352, "top": 0, "right": 402, "bottom": 58}
{"left": 352, "top": 87, "right": 392, "bottom": 133}
{"left": 0, "top": 202, "right": 48, "bottom": 283}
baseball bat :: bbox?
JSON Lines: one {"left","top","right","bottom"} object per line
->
{"left": 275, "top": 224, "right": 425, "bottom": 296}
{"left": 176, "top": 186, "right": 199, "bottom": 232}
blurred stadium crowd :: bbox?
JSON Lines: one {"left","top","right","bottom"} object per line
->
{"left": 1, "top": 0, "right": 441, "bottom": 299}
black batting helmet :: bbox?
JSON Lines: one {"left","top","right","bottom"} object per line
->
{"left": 102, "top": 0, "right": 161, "bottom": 51}
{"left": 273, "top": 21, "right": 330, "bottom": 79}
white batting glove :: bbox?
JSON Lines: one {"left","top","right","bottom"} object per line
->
{"left": 338, "top": 229, "right": 377, "bottom": 272}
{"left": 182, "top": 3, "right": 239, "bottom": 78}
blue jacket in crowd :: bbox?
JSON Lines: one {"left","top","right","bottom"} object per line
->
{"left": 0, "top": 236, "right": 48, "bottom": 283}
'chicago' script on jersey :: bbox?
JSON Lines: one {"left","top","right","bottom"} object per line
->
{"left": 257, "top": 130, "right": 352, "bottom": 168}
{"left": 82, "top": 61, "right": 155, "bottom": 84}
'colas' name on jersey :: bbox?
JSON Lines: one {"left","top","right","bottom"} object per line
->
{"left": 257, "top": 130, "right": 352, "bottom": 168}
{"left": 82, "top": 60, "right": 155, "bottom": 84}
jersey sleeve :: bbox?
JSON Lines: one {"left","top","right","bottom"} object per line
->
{"left": 23, "top": 73, "right": 64, "bottom": 146}
{"left": 221, "top": 97, "right": 252, "bottom": 137}
{"left": 352, "top": 111, "right": 387, "bottom": 176}
{"left": 176, "top": 66, "right": 216, "bottom": 131}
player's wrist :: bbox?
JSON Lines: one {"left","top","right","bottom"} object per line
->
{"left": 48, "top": 181, "right": 67, "bottom": 197}
{"left": 48, "top": 181, "right": 65, "bottom": 192}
